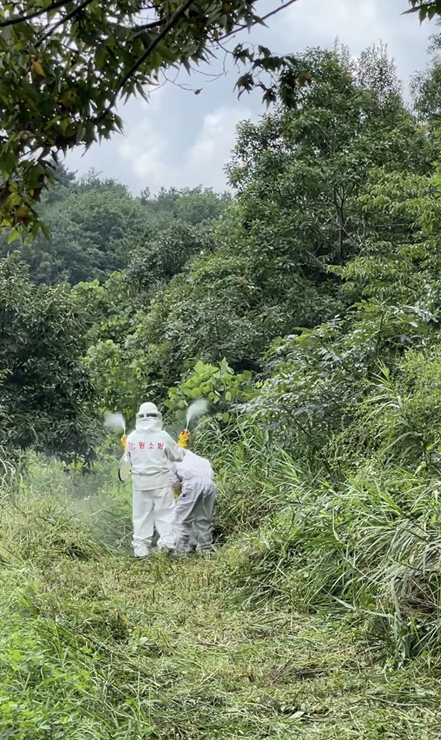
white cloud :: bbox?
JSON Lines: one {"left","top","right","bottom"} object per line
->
{"left": 183, "top": 106, "right": 253, "bottom": 191}
{"left": 117, "top": 118, "right": 170, "bottom": 189}
{"left": 277, "top": 0, "right": 433, "bottom": 81}
{"left": 116, "top": 105, "right": 253, "bottom": 192}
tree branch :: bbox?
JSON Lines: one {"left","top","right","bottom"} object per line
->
{"left": 35, "top": 0, "right": 96, "bottom": 47}
{"left": 0, "top": 0, "right": 74, "bottom": 28}
{"left": 133, "top": 18, "right": 164, "bottom": 33}
{"left": 218, "top": 0, "right": 302, "bottom": 42}
{"left": 98, "top": 0, "right": 196, "bottom": 121}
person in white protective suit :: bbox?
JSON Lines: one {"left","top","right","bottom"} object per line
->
{"left": 169, "top": 449, "right": 216, "bottom": 554}
{"left": 124, "top": 402, "right": 184, "bottom": 558}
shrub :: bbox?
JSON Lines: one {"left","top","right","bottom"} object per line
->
{"left": 165, "top": 358, "right": 253, "bottom": 429}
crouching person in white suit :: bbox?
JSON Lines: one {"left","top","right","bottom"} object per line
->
{"left": 124, "top": 402, "right": 184, "bottom": 558}
{"left": 169, "top": 450, "right": 216, "bottom": 554}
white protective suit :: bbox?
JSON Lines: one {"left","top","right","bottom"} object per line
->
{"left": 169, "top": 450, "right": 216, "bottom": 553}
{"left": 125, "top": 412, "right": 184, "bottom": 557}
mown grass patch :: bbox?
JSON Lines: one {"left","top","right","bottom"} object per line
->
{"left": 1, "top": 474, "right": 441, "bottom": 740}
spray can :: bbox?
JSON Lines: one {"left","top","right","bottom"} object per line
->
{"left": 118, "top": 434, "right": 131, "bottom": 482}
{"left": 178, "top": 429, "right": 190, "bottom": 449}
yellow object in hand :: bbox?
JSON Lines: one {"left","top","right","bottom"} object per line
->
{"left": 178, "top": 429, "right": 190, "bottom": 448}
{"left": 121, "top": 434, "right": 128, "bottom": 451}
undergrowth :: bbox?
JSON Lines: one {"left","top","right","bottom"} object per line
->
{"left": 197, "top": 421, "right": 441, "bottom": 660}
{"left": 1, "top": 441, "right": 441, "bottom": 738}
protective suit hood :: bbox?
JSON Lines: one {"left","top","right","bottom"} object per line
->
{"left": 135, "top": 416, "right": 163, "bottom": 433}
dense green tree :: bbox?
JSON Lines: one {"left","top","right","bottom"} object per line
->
{"left": 0, "top": 257, "right": 97, "bottom": 464}
{"left": 250, "top": 166, "right": 441, "bottom": 466}
{"left": 228, "top": 45, "right": 433, "bottom": 277}
{"left": 126, "top": 221, "right": 217, "bottom": 293}
{"left": 146, "top": 45, "right": 435, "bottom": 369}
{"left": 2, "top": 175, "right": 148, "bottom": 284}
{"left": 132, "top": 236, "right": 338, "bottom": 373}
{"left": 140, "top": 186, "right": 230, "bottom": 226}
{"left": 411, "top": 25, "right": 441, "bottom": 123}
{"left": 0, "top": 170, "right": 229, "bottom": 284}
{"left": 83, "top": 44, "right": 438, "bottom": 418}
{"left": 334, "top": 169, "right": 441, "bottom": 309}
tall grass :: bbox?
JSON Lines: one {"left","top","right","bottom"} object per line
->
{"left": 195, "top": 419, "right": 310, "bottom": 536}
{"left": 0, "top": 444, "right": 22, "bottom": 497}
{"left": 196, "top": 420, "right": 441, "bottom": 660}
{"left": 1, "top": 446, "right": 441, "bottom": 738}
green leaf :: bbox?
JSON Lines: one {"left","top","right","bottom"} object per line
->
{"left": 8, "top": 228, "right": 20, "bottom": 244}
{"left": 31, "top": 60, "right": 45, "bottom": 77}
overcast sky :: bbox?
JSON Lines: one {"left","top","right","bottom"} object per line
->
{"left": 66, "top": 0, "right": 436, "bottom": 194}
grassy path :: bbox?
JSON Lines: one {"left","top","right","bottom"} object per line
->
{"left": 2, "top": 540, "right": 441, "bottom": 740}
{"left": 1, "top": 473, "right": 441, "bottom": 739}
